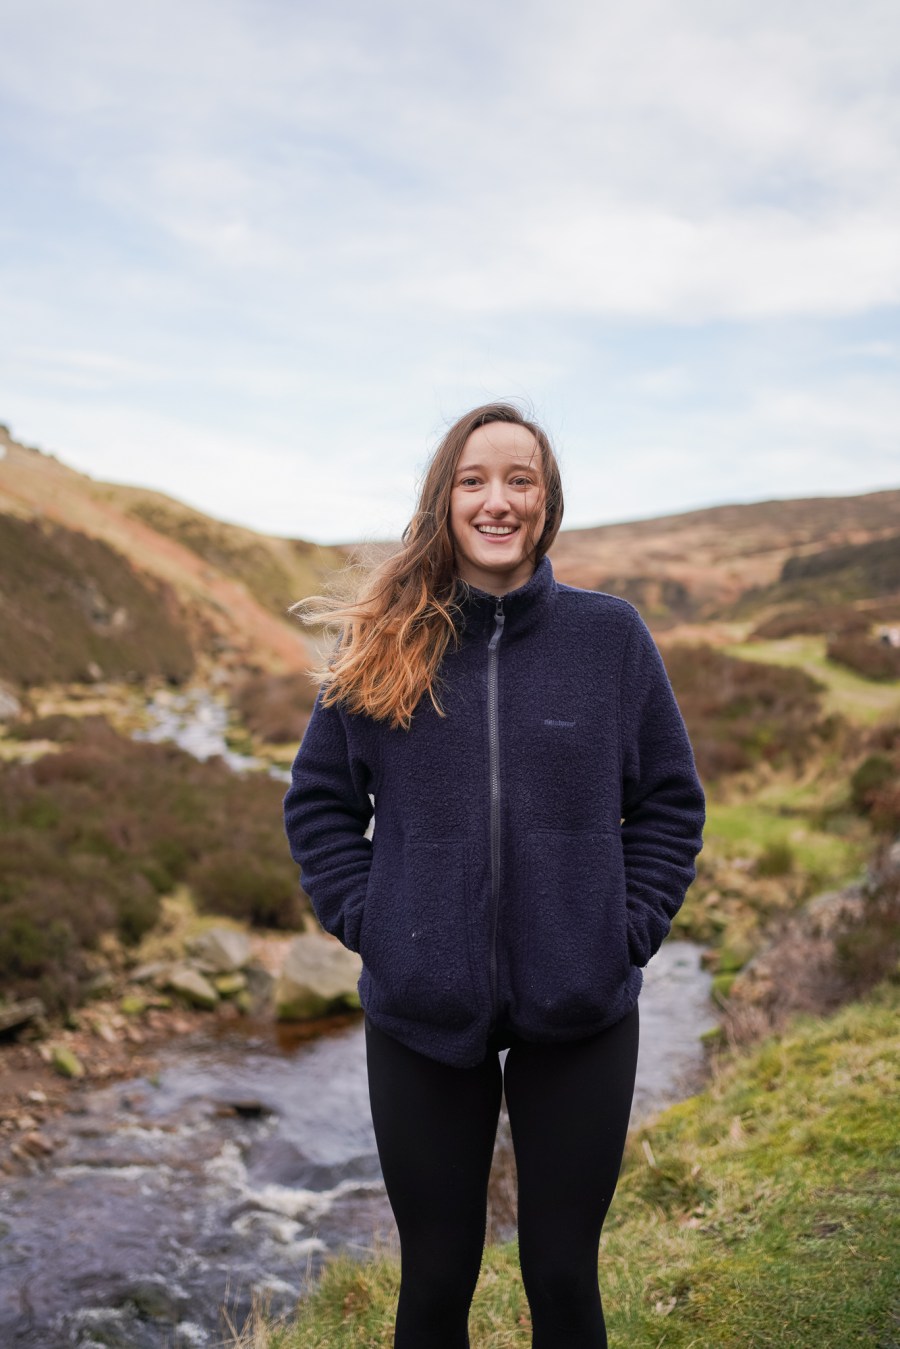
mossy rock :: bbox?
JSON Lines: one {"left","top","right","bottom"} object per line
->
{"left": 50, "top": 1044, "right": 86, "bottom": 1078}
{"left": 120, "top": 994, "right": 147, "bottom": 1016}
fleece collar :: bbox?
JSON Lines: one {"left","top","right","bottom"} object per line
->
{"left": 455, "top": 554, "right": 557, "bottom": 639}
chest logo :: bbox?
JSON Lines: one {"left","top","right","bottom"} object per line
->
{"left": 543, "top": 718, "right": 576, "bottom": 728}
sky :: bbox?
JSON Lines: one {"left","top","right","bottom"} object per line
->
{"left": 1, "top": 0, "right": 898, "bottom": 544}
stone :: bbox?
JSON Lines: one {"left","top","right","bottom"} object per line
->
{"left": 275, "top": 932, "right": 363, "bottom": 1021}
{"left": 0, "top": 997, "right": 46, "bottom": 1035}
{"left": 120, "top": 995, "right": 147, "bottom": 1016}
{"left": 50, "top": 1044, "right": 85, "bottom": 1078}
{"left": 128, "top": 961, "right": 175, "bottom": 985}
{"left": 188, "top": 927, "right": 251, "bottom": 973}
{"left": 164, "top": 966, "right": 219, "bottom": 1009}
{"left": 213, "top": 972, "right": 247, "bottom": 996}
{"left": 243, "top": 964, "right": 275, "bottom": 1005}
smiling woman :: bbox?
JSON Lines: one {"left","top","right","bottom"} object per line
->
{"left": 283, "top": 402, "right": 705, "bottom": 1348}
{"left": 450, "top": 420, "right": 547, "bottom": 594}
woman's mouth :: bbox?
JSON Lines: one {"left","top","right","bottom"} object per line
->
{"left": 475, "top": 524, "right": 518, "bottom": 536}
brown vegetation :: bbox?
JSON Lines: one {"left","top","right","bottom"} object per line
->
{"left": 232, "top": 670, "right": 319, "bottom": 744}
{"left": 0, "top": 716, "right": 306, "bottom": 1012}
{"left": 0, "top": 514, "right": 195, "bottom": 686}
{"left": 665, "top": 644, "right": 832, "bottom": 781}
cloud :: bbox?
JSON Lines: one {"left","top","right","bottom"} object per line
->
{"left": 0, "top": 0, "right": 898, "bottom": 539}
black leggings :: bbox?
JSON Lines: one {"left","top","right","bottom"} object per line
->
{"left": 365, "top": 1004, "right": 639, "bottom": 1349}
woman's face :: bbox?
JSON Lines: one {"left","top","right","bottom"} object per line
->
{"left": 449, "top": 421, "right": 546, "bottom": 595}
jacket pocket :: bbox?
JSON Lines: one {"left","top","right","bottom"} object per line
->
{"left": 517, "top": 828, "right": 631, "bottom": 1028}
{"left": 359, "top": 840, "right": 476, "bottom": 1031}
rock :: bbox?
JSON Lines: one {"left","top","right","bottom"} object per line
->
{"left": 243, "top": 963, "right": 275, "bottom": 1005}
{"left": 128, "top": 961, "right": 175, "bottom": 985}
{"left": 120, "top": 994, "right": 148, "bottom": 1016}
{"left": 275, "top": 933, "right": 362, "bottom": 1021}
{"left": 93, "top": 1019, "right": 119, "bottom": 1044}
{"left": 164, "top": 966, "right": 219, "bottom": 1009}
{"left": 50, "top": 1044, "right": 86, "bottom": 1078}
{"left": 189, "top": 927, "right": 251, "bottom": 973}
{"left": 20, "top": 1130, "right": 55, "bottom": 1157}
{"left": 213, "top": 972, "right": 246, "bottom": 996}
{"left": 0, "top": 997, "right": 46, "bottom": 1035}
{"left": 235, "top": 989, "right": 254, "bottom": 1015}
{"left": 84, "top": 970, "right": 117, "bottom": 999}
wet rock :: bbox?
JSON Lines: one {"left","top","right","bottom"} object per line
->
{"left": 164, "top": 967, "right": 219, "bottom": 1009}
{"left": 50, "top": 1044, "right": 86, "bottom": 1078}
{"left": 116, "top": 1277, "right": 182, "bottom": 1323}
{"left": 275, "top": 933, "right": 362, "bottom": 1021}
{"left": 243, "top": 963, "right": 275, "bottom": 1006}
{"left": 0, "top": 997, "right": 46, "bottom": 1035}
{"left": 189, "top": 927, "right": 251, "bottom": 973}
{"left": 19, "top": 1130, "right": 55, "bottom": 1157}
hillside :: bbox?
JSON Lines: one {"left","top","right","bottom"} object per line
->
{"left": 0, "top": 425, "right": 347, "bottom": 687}
{"left": 551, "top": 490, "right": 900, "bottom": 623}
{"left": 1, "top": 419, "right": 898, "bottom": 709}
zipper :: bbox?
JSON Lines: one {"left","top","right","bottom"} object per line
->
{"left": 487, "top": 596, "right": 505, "bottom": 1022}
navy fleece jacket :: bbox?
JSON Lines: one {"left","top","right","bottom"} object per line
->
{"left": 283, "top": 556, "right": 705, "bottom": 1068}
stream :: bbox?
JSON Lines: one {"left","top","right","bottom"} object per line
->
{"left": 0, "top": 689, "right": 718, "bottom": 1348}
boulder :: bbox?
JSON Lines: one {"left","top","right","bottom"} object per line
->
{"left": 275, "top": 933, "right": 362, "bottom": 1021}
{"left": 164, "top": 966, "right": 219, "bottom": 1010}
{"left": 0, "top": 998, "right": 46, "bottom": 1035}
{"left": 189, "top": 928, "right": 251, "bottom": 974}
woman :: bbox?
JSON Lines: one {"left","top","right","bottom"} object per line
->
{"left": 283, "top": 403, "right": 705, "bottom": 1348}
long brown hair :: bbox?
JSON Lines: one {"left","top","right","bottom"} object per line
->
{"left": 293, "top": 402, "right": 564, "bottom": 728}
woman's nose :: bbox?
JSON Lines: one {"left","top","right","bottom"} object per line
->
{"left": 484, "top": 480, "right": 510, "bottom": 513}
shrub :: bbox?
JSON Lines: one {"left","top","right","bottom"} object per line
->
{"left": 834, "top": 847, "right": 900, "bottom": 994}
{"left": 0, "top": 717, "right": 308, "bottom": 1007}
{"left": 755, "top": 841, "right": 795, "bottom": 877}
{"left": 827, "top": 632, "right": 900, "bottom": 681}
{"left": 231, "top": 670, "right": 318, "bottom": 744}
{"left": 665, "top": 645, "right": 827, "bottom": 782}
{"left": 751, "top": 605, "right": 870, "bottom": 641}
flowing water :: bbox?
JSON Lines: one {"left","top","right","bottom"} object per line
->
{"left": 0, "top": 943, "right": 715, "bottom": 1349}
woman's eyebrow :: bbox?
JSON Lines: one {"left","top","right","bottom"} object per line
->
{"left": 455, "top": 461, "right": 537, "bottom": 474}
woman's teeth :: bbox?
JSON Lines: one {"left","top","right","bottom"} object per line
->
{"left": 477, "top": 525, "right": 516, "bottom": 535}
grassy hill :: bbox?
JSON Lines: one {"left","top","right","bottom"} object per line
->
{"left": 0, "top": 425, "right": 344, "bottom": 687}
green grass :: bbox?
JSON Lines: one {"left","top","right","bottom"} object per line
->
{"left": 226, "top": 983, "right": 900, "bottom": 1348}
{"left": 704, "top": 800, "right": 866, "bottom": 887}
{"left": 725, "top": 637, "right": 900, "bottom": 726}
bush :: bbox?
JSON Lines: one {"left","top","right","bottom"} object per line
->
{"left": 751, "top": 605, "right": 870, "bottom": 641}
{"left": 827, "top": 632, "right": 900, "bottom": 680}
{"left": 0, "top": 717, "right": 308, "bottom": 1007}
{"left": 665, "top": 645, "right": 828, "bottom": 782}
{"left": 755, "top": 841, "right": 795, "bottom": 877}
{"left": 231, "top": 670, "right": 318, "bottom": 744}
{"left": 834, "top": 847, "right": 900, "bottom": 994}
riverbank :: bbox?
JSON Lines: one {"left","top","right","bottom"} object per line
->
{"left": 230, "top": 979, "right": 899, "bottom": 1349}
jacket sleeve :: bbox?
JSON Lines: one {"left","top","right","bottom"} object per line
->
{"left": 618, "top": 610, "right": 705, "bottom": 967}
{"left": 282, "top": 692, "right": 374, "bottom": 953}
